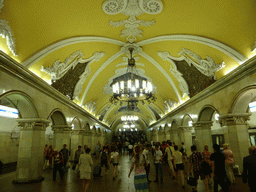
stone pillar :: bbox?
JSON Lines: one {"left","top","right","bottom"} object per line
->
{"left": 83, "top": 131, "right": 93, "bottom": 149}
{"left": 170, "top": 129, "right": 179, "bottom": 146}
{"left": 219, "top": 113, "right": 251, "bottom": 171}
{"left": 14, "top": 118, "right": 50, "bottom": 183}
{"left": 70, "top": 130, "right": 84, "bottom": 161}
{"left": 52, "top": 125, "right": 72, "bottom": 151}
{"left": 194, "top": 121, "right": 213, "bottom": 152}
{"left": 179, "top": 127, "right": 193, "bottom": 156}
{"left": 165, "top": 131, "right": 171, "bottom": 141}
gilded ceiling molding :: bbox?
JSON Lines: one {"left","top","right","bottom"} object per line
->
{"left": 139, "top": 51, "right": 182, "bottom": 102}
{"left": 137, "top": 35, "right": 247, "bottom": 64}
{"left": 164, "top": 99, "right": 178, "bottom": 113}
{"left": 253, "top": 40, "right": 256, "bottom": 52}
{"left": 41, "top": 50, "right": 105, "bottom": 100}
{"left": 0, "top": 0, "right": 17, "bottom": 56}
{"left": 22, "top": 36, "right": 125, "bottom": 68}
{"left": 102, "top": 0, "right": 163, "bottom": 43}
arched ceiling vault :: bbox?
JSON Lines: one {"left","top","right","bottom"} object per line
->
{"left": 1, "top": 0, "right": 256, "bottom": 129}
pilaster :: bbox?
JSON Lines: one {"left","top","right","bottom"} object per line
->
{"left": 14, "top": 118, "right": 50, "bottom": 183}
{"left": 194, "top": 121, "right": 213, "bottom": 152}
{"left": 219, "top": 113, "right": 251, "bottom": 171}
{"left": 179, "top": 126, "right": 193, "bottom": 156}
{"left": 52, "top": 125, "right": 72, "bottom": 151}
{"left": 70, "top": 130, "right": 84, "bottom": 161}
{"left": 170, "top": 129, "right": 179, "bottom": 146}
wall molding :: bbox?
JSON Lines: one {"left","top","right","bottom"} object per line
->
{"left": 137, "top": 35, "right": 247, "bottom": 63}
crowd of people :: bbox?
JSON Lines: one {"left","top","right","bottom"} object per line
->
{"left": 42, "top": 139, "right": 256, "bottom": 192}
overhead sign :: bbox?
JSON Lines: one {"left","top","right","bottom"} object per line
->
{"left": 0, "top": 105, "right": 18, "bottom": 118}
{"left": 249, "top": 101, "right": 256, "bottom": 112}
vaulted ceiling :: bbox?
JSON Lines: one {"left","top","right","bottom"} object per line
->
{"left": 1, "top": 0, "right": 256, "bottom": 130}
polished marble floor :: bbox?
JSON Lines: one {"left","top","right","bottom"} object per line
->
{"left": 0, "top": 152, "right": 250, "bottom": 192}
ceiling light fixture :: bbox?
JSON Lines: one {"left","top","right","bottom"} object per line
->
{"left": 110, "top": 48, "right": 156, "bottom": 105}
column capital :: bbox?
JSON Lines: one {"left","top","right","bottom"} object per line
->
{"left": 71, "top": 129, "right": 86, "bottom": 135}
{"left": 17, "top": 118, "right": 50, "bottom": 131}
{"left": 52, "top": 125, "right": 72, "bottom": 133}
{"left": 219, "top": 113, "right": 251, "bottom": 126}
{"left": 83, "top": 130, "right": 93, "bottom": 136}
{"left": 170, "top": 129, "right": 179, "bottom": 134}
{"left": 179, "top": 126, "right": 192, "bottom": 132}
{"left": 194, "top": 121, "right": 212, "bottom": 130}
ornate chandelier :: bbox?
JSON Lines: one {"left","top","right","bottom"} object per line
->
{"left": 110, "top": 48, "right": 156, "bottom": 105}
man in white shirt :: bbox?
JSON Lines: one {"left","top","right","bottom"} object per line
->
{"left": 143, "top": 144, "right": 151, "bottom": 183}
{"left": 154, "top": 145, "right": 163, "bottom": 183}
{"left": 165, "top": 142, "right": 175, "bottom": 179}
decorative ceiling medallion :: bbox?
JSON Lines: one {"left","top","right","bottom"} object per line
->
{"left": 0, "top": 0, "right": 17, "bottom": 55}
{"left": 41, "top": 50, "right": 105, "bottom": 99}
{"left": 158, "top": 49, "right": 225, "bottom": 97}
{"left": 102, "top": 0, "right": 163, "bottom": 43}
{"left": 163, "top": 99, "right": 178, "bottom": 113}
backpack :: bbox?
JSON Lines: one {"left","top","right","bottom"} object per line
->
{"left": 101, "top": 151, "right": 107, "bottom": 161}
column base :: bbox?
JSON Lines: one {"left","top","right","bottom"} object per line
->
{"left": 13, "top": 176, "right": 44, "bottom": 184}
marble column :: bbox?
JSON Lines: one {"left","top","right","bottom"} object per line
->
{"left": 220, "top": 113, "right": 251, "bottom": 171}
{"left": 179, "top": 127, "right": 193, "bottom": 156}
{"left": 194, "top": 121, "right": 213, "bottom": 152}
{"left": 83, "top": 131, "right": 93, "bottom": 149}
{"left": 52, "top": 125, "right": 72, "bottom": 151}
{"left": 70, "top": 130, "right": 84, "bottom": 161}
{"left": 170, "top": 129, "right": 179, "bottom": 146}
{"left": 14, "top": 118, "right": 50, "bottom": 183}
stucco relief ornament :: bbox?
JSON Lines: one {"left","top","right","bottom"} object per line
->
{"left": 0, "top": 0, "right": 17, "bottom": 55}
{"left": 158, "top": 51, "right": 190, "bottom": 97}
{"left": 84, "top": 100, "right": 97, "bottom": 114}
{"left": 41, "top": 50, "right": 105, "bottom": 99}
{"left": 178, "top": 48, "right": 225, "bottom": 79}
{"left": 102, "top": 0, "right": 163, "bottom": 43}
{"left": 164, "top": 99, "right": 178, "bottom": 113}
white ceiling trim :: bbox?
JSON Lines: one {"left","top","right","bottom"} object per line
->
{"left": 22, "top": 36, "right": 125, "bottom": 68}
{"left": 139, "top": 51, "right": 182, "bottom": 102}
{"left": 137, "top": 35, "right": 247, "bottom": 64}
{"left": 80, "top": 51, "right": 124, "bottom": 105}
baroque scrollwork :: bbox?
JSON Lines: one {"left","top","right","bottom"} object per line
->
{"left": 103, "top": 0, "right": 163, "bottom": 43}
{"left": 41, "top": 50, "right": 105, "bottom": 99}
{"left": 0, "top": 0, "right": 17, "bottom": 55}
{"left": 84, "top": 100, "right": 97, "bottom": 115}
{"left": 158, "top": 51, "right": 190, "bottom": 97}
{"left": 178, "top": 48, "right": 225, "bottom": 79}
{"left": 163, "top": 99, "right": 178, "bottom": 113}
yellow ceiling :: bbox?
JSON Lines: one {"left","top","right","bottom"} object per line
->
{"left": 1, "top": 0, "right": 256, "bottom": 129}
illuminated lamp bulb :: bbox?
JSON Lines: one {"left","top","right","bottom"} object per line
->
{"left": 135, "top": 79, "right": 139, "bottom": 88}
{"left": 128, "top": 80, "right": 131, "bottom": 89}
{"left": 120, "top": 81, "right": 124, "bottom": 89}
{"left": 142, "top": 80, "right": 146, "bottom": 89}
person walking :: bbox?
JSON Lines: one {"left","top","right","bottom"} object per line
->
{"left": 128, "top": 143, "right": 133, "bottom": 158}
{"left": 210, "top": 144, "right": 229, "bottom": 192}
{"left": 78, "top": 148, "right": 93, "bottom": 192}
{"left": 202, "top": 145, "right": 212, "bottom": 185}
{"left": 110, "top": 147, "right": 119, "bottom": 180}
{"left": 43, "top": 144, "right": 48, "bottom": 169}
{"left": 154, "top": 145, "right": 163, "bottom": 183}
{"left": 223, "top": 143, "right": 235, "bottom": 184}
{"left": 52, "top": 149, "right": 64, "bottom": 181}
{"left": 73, "top": 145, "right": 84, "bottom": 170}
{"left": 188, "top": 145, "right": 210, "bottom": 192}
{"left": 165, "top": 142, "right": 175, "bottom": 179}
{"left": 99, "top": 146, "right": 109, "bottom": 176}
{"left": 128, "top": 145, "right": 149, "bottom": 192}
{"left": 47, "top": 145, "right": 54, "bottom": 168}
{"left": 142, "top": 144, "right": 151, "bottom": 183}
{"left": 60, "top": 144, "right": 69, "bottom": 173}
{"left": 173, "top": 145, "right": 185, "bottom": 189}
{"left": 242, "top": 146, "right": 256, "bottom": 192}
